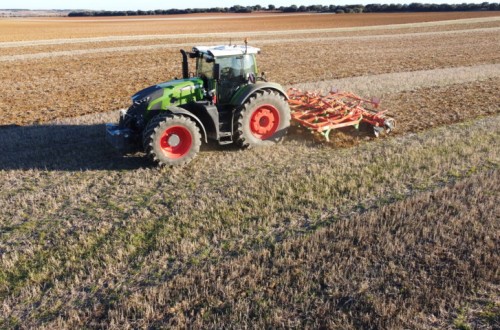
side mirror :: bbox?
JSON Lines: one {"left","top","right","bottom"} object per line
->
{"left": 213, "top": 64, "right": 220, "bottom": 81}
{"left": 247, "top": 73, "right": 256, "bottom": 84}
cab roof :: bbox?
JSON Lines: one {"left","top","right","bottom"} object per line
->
{"left": 192, "top": 45, "right": 260, "bottom": 57}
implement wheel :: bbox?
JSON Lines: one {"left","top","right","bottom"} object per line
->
{"left": 235, "top": 90, "right": 291, "bottom": 148}
{"left": 143, "top": 114, "right": 201, "bottom": 166}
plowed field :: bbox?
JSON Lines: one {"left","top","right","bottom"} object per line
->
{"left": 0, "top": 12, "right": 499, "bottom": 329}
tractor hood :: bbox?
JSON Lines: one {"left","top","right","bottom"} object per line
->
{"left": 131, "top": 84, "right": 163, "bottom": 103}
{"left": 131, "top": 78, "right": 204, "bottom": 110}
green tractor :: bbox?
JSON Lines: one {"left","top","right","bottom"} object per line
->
{"left": 106, "top": 44, "right": 291, "bottom": 166}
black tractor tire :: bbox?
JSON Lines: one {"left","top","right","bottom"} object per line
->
{"left": 235, "top": 90, "right": 291, "bottom": 148}
{"left": 142, "top": 114, "right": 201, "bottom": 166}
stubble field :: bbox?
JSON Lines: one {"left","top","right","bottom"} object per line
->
{"left": 0, "top": 12, "right": 499, "bottom": 329}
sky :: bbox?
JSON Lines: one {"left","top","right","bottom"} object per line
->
{"left": 0, "top": 0, "right": 490, "bottom": 10}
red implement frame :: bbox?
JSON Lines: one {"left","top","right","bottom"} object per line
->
{"left": 287, "top": 88, "right": 395, "bottom": 141}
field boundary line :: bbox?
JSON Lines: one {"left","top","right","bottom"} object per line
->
{"left": 1, "top": 27, "right": 499, "bottom": 62}
{"left": 1, "top": 16, "right": 499, "bottom": 48}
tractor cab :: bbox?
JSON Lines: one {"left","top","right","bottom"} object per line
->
{"left": 187, "top": 45, "right": 261, "bottom": 105}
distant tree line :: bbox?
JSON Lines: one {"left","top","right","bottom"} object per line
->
{"left": 68, "top": 3, "right": 500, "bottom": 17}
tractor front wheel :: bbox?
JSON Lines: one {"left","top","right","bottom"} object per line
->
{"left": 143, "top": 114, "right": 201, "bottom": 166}
{"left": 235, "top": 90, "right": 291, "bottom": 148}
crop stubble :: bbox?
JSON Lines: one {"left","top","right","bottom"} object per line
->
{"left": 0, "top": 115, "right": 498, "bottom": 328}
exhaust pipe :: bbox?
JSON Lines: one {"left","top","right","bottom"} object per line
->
{"left": 180, "top": 49, "right": 188, "bottom": 79}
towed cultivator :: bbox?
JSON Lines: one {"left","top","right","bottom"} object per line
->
{"left": 287, "top": 88, "right": 396, "bottom": 141}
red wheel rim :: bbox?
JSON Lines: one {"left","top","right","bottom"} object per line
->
{"left": 250, "top": 104, "right": 280, "bottom": 139}
{"left": 159, "top": 126, "right": 193, "bottom": 159}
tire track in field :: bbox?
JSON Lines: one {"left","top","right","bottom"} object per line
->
{"left": 2, "top": 16, "right": 499, "bottom": 48}
{"left": 1, "top": 27, "right": 499, "bottom": 62}
{"left": 290, "top": 63, "right": 500, "bottom": 96}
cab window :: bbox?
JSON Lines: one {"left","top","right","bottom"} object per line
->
{"left": 197, "top": 57, "right": 214, "bottom": 79}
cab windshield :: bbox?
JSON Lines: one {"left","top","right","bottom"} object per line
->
{"left": 216, "top": 54, "right": 256, "bottom": 81}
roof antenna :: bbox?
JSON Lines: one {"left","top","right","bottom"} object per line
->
{"left": 229, "top": 38, "right": 232, "bottom": 46}
{"left": 244, "top": 38, "right": 248, "bottom": 53}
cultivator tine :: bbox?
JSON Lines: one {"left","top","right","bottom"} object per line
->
{"left": 287, "top": 88, "right": 396, "bottom": 141}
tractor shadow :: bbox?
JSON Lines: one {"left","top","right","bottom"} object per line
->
{"left": 0, "top": 123, "right": 152, "bottom": 171}
{"left": 0, "top": 123, "right": 246, "bottom": 171}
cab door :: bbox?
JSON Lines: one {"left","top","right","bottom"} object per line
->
{"left": 216, "top": 54, "right": 257, "bottom": 105}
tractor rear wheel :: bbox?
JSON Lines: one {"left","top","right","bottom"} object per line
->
{"left": 235, "top": 90, "right": 291, "bottom": 148}
{"left": 142, "top": 114, "right": 201, "bottom": 166}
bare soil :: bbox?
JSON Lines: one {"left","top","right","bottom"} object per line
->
{"left": 2, "top": 23, "right": 498, "bottom": 56}
{"left": 0, "top": 22, "right": 498, "bottom": 126}
{"left": 1, "top": 12, "right": 498, "bottom": 41}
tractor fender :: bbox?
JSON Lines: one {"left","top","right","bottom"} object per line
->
{"left": 230, "top": 82, "right": 289, "bottom": 107}
{"left": 165, "top": 106, "right": 208, "bottom": 143}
